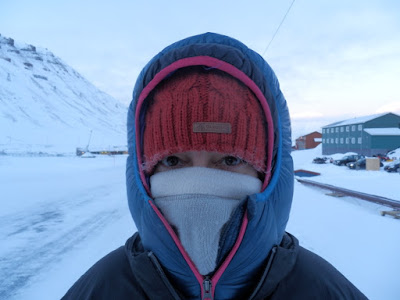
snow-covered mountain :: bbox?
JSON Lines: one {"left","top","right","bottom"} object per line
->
{"left": 0, "top": 34, "right": 128, "bottom": 154}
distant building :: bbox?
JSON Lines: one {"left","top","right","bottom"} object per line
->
{"left": 295, "top": 131, "right": 322, "bottom": 150}
{"left": 321, "top": 112, "right": 400, "bottom": 155}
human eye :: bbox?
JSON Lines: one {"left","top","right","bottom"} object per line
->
{"left": 161, "top": 155, "right": 181, "bottom": 167}
{"left": 221, "top": 156, "right": 243, "bottom": 166}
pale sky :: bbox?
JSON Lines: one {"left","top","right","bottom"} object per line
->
{"left": 1, "top": 0, "right": 400, "bottom": 138}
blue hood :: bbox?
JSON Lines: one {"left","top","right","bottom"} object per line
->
{"left": 126, "top": 32, "right": 294, "bottom": 299}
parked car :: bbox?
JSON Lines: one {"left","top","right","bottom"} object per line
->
{"left": 334, "top": 154, "right": 363, "bottom": 166}
{"left": 384, "top": 160, "right": 400, "bottom": 173}
{"left": 347, "top": 158, "right": 383, "bottom": 170}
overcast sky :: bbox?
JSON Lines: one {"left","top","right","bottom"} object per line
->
{"left": 1, "top": 0, "right": 399, "bottom": 138}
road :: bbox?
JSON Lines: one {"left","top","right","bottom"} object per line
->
{"left": 0, "top": 155, "right": 134, "bottom": 299}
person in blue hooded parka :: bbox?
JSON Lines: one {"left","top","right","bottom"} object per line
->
{"left": 63, "top": 33, "right": 367, "bottom": 300}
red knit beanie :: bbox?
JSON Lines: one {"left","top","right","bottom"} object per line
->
{"left": 143, "top": 67, "right": 267, "bottom": 174}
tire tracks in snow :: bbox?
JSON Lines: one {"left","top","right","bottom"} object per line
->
{"left": 0, "top": 208, "right": 122, "bottom": 299}
{"left": 0, "top": 183, "right": 125, "bottom": 299}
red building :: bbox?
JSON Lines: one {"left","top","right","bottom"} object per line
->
{"left": 295, "top": 131, "right": 322, "bottom": 150}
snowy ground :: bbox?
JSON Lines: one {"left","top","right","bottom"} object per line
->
{"left": 288, "top": 145, "right": 400, "bottom": 300}
{"left": 0, "top": 155, "right": 134, "bottom": 299}
{"left": 1, "top": 149, "right": 399, "bottom": 299}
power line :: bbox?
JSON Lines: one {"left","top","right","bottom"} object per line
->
{"left": 262, "top": 0, "right": 296, "bottom": 56}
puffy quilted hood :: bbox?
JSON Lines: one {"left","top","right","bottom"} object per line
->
{"left": 126, "top": 33, "right": 294, "bottom": 299}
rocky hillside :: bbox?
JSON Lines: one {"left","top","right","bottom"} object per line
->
{"left": 0, "top": 34, "right": 128, "bottom": 154}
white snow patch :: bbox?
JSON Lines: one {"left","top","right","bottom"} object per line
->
{"left": 364, "top": 128, "right": 400, "bottom": 136}
{"left": 323, "top": 112, "right": 391, "bottom": 127}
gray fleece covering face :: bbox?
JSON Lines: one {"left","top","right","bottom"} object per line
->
{"left": 150, "top": 167, "right": 262, "bottom": 275}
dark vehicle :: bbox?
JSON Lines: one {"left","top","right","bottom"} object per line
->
{"left": 312, "top": 157, "right": 329, "bottom": 164}
{"left": 334, "top": 154, "right": 363, "bottom": 166}
{"left": 384, "top": 160, "right": 400, "bottom": 172}
{"left": 373, "top": 153, "right": 390, "bottom": 161}
{"left": 347, "top": 158, "right": 383, "bottom": 170}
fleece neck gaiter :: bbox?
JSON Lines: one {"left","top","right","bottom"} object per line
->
{"left": 150, "top": 167, "right": 261, "bottom": 275}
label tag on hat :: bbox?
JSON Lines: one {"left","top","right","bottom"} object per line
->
{"left": 193, "top": 122, "right": 232, "bottom": 134}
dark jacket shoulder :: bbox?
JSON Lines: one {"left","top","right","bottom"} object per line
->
{"left": 63, "top": 233, "right": 367, "bottom": 300}
{"left": 268, "top": 235, "right": 367, "bottom": 300}
{"left": 62, "top": 245, "right": 146, "bottom": 300}
{"left": 62, "top": 233, "right": 181, "bottom": 300}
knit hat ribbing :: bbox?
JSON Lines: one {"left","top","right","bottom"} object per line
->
{"left": 143, "top": 67, "right": 267, "bottom": 174}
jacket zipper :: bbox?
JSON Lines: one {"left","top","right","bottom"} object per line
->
{"left": 150, "top": 251, "right": 214, "bottom": 300}
{"left": 202, "top": 276, "right": 213, "bottom": 300}
{"left": 149, "top": 202, "right": 249, "bottom": 299}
